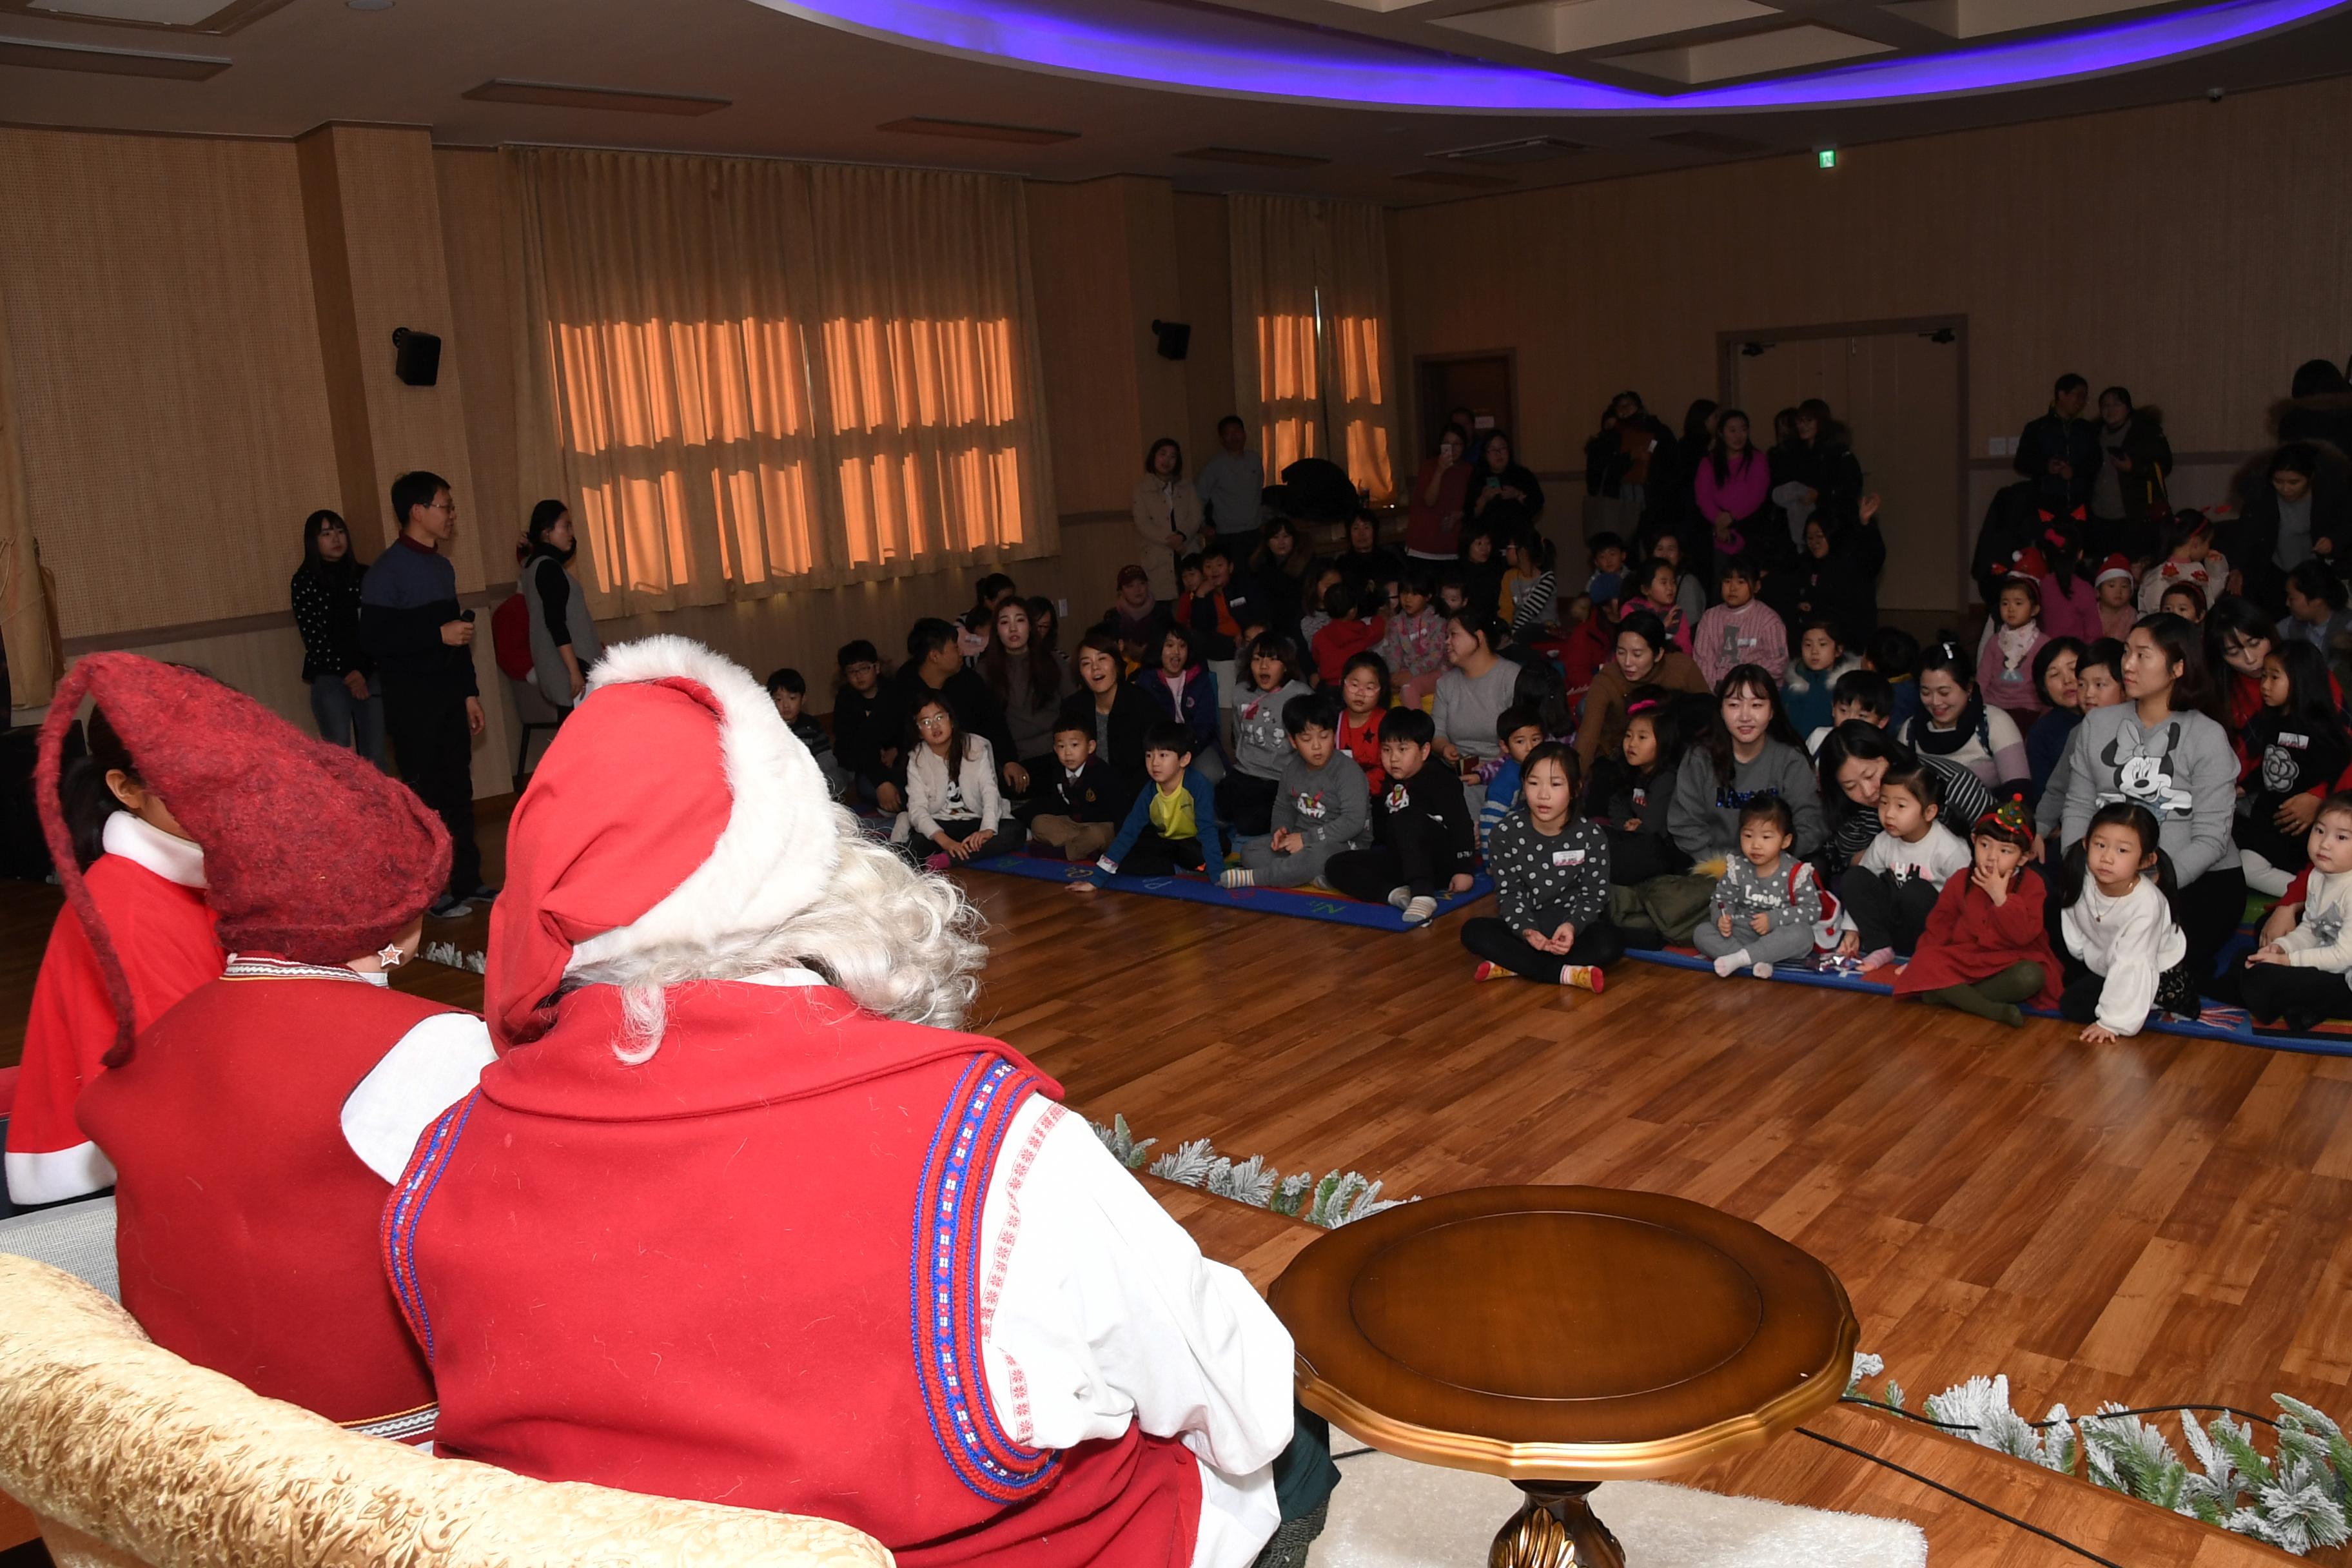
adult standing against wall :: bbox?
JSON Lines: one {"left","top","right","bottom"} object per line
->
{"left": 291, "top": 509, "right": 384, "bottom": 768}
{"left": 1196, "top": 415, "right": 1266, "bottom": 551}
{"left": 1696, "top": 409, "right": 1771, "bottom": 568}
{"left": 2089, "top": 387, "right": 2172, "bottom": 564}
{"left": 1132, "top": 438, "right": 1202, "bottom": 610}
{"left": 2014, "top": 373, "right": 2101, "bottom": 513}
{"left": 520, "top": 498, "right": 601, "bottom": 715}
{"left": 1465, "top": 429, "right": 1545, "bottom": 533}
{"left": 361, "top": 469, "right": 487, "bottom": 921}
{"left": 2232, "top": 442, "right": 2349, "bottom": 614}
{"left": 1770, "top": 399, "right": 1864, "bottom": 544}
{"left": 1407, "top": 422, "right": 1473, "bottom": 562}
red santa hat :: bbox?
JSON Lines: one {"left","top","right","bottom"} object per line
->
{"left": 485, "top": 636, "right": 839, "bottom": 1054}
{"left": 35, "top": 654, "right": 451, "bottom": 1064}
{"left": 2095, "top": 554, "right": 2133, "bottom": 587}
{"left": 2008, "top": 547, "right": 2048, "bottom": 582}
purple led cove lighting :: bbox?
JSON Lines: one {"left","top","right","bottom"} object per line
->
{"left": 758, "top": 0, "right": 2348, "bottom": 112}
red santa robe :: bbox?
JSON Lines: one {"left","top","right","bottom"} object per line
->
{"left": 1893, "top": 863, "right": 2065, "bottom": 1010}
{"left": 388, "top": 970, "right": 1291, "bottom": 1568}
{"left": 7, "top": 814, "right": 220, "bottom": 1206}
{"left": 78, "top": 955, "right": 491, "bottom": 1431}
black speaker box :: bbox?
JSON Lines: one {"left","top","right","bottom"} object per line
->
{"left": 392, "top": 328, "right": 442, "bottom": 387}
{"left": 1150, "top": 319, "right": 1190, "bottom": 361}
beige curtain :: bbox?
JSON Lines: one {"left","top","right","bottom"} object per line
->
{"left": 0, "top": 299, "right": 54, "bottom": 705}
{"left": 805, "top": 164, "right": 1054, "bottom": 574}
{"left": 1228, "top": 195, "right": 1399, "bottom": 504}
{"left": 507, "top": 148, "right": 1054, "bottom": 617}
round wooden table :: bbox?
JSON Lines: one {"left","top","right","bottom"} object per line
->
{"left": 1269, "top": 1185, "right": 1857, "bottom": 1568}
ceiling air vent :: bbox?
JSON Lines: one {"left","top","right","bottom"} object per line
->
{"left": 1649, "top": 129, "right": 1770, "bottom": 154}
{"left": 462, "top": 79, "right": 730, "bottom": 116}
{"left": 1396, "top": 170, "right": 1516, "bottom": 190}
{"left": 1430, "top": 135, "right": 1588, "bottom": 165}
{"left": 1173, "top": 146, "right": 1330, "bottom": 170}
{"left": 877, "top": 117, "right": 1079, "bottom": 144}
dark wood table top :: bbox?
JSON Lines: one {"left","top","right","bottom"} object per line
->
{"left": 1269, "top": 1184, "right": 1858, "bottom": 1482}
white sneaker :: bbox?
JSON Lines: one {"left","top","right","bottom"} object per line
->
{"left": 1402, "top": 896, "right": 1438, "bottom": 925}
{"left": 1752, "top": 962, "right": 1775, "bottom": 979}
{"left": 1386, "top": 887, "right": 1411, "bottom": 909}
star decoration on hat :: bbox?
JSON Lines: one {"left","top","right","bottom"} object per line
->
{"left": 377, "top": 943, "right": 406, "bottom": 969}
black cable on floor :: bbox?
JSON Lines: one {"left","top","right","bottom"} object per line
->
{"left": 1842, "top": 1395, "right": 2281, "bottom": 1432}
{"left": 1796, "top": 1427, "right": 2124, "bottom": 1567}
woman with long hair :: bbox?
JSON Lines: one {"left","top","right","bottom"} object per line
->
{"left": 1666, "top": 665, "right": 1825, "bottom": 863}
{"left": 1466, "top": 428, "right": 1546, "bottom": 529}
{"left": 1696, "top": 409, "right": 1770, "bottom": 567}
{"left": 2052, "top": 613, "right": 2243, "bottom": 988}
{"left": 1769, "top": 398, "right": 1864, "bottom": 544}
{"left": 1248, "top": 514, "right": 1316, "bottom": 649}
{"left": 290, "top": 509, "right": 385, "bottom": 765}
{"left": 975, "top": 596, "right": 1069, "bottom": 799}
{"left": 1816, "top": 719, "right": 1995, "bottom": 880}
{"left": 520, "top": 498, "right": 602, "bottom": 712}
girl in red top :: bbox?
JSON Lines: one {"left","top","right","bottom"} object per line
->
{"left": 1894, "top": 799, "right": 2064, "bottom": 1028}
{"left": 1336, "top": 651, "right": 1390, "bottom": 793}
{"left": 9, "top": 703, "right": 222, "bottom": 1208}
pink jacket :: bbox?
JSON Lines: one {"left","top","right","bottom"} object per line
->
{"left": 1692, "top": 600, "right": 1788, "bottom": 686}
{"left": 1979, "top": 623, "right": 2050, "bottom": 715}
{"left": 2037, "top": 574, "right": 2101, "bottom": 645}
{"left": 1378, "top": 607, "right": 1447, "bottom": 678}
{"left": 1696, "top": 450, "right": 1770, "bottom": 524}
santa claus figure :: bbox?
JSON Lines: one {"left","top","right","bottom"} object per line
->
{"left": 52, "top": 654, "right": 492, "bottom": 1435}
{"left": 387, "top": 636, "right": 1296, "bottom": 1567}
{"left": 10, "top": 676, "right": 224, "bottom": 1206}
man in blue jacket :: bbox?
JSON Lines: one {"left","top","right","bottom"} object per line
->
{"left": 360, "top": 469, "right": 487, "bottom": 919}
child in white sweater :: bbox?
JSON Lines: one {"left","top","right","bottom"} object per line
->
{"left": 1834, "top": 761, "right": 1970, "bottom": 965}
{"left": 892, "top": 696, "right": 1004, "bottom": 868}
{"left": 1692, "top": 796, "right": 1822, "bottom": 979}
{"left": 2057, "top": 801, "right": 2193, "bottom": 1041}
{"left": 2242, "top": 792, "right": 2352, "bottom": 1031}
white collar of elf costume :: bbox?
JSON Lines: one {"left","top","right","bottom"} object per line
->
{"left": 103, "top": 811, "right": 207, "bottom": 889}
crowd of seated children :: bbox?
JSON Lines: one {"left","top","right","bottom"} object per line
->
{"left": 1321, "top": 708, "right": 1478, "bottom": 926}
{"left": 1832, "top": 760, "right": 1970, "bottom": 966}
{"left": 1461, "top": 741, "right": 1618, "bottom": 992}
{"left": 1223, "top": 692, "right": 1369, "bottom": 890}
{"left": 1892, "top": 799, "right": 2064, "bottom": 1027}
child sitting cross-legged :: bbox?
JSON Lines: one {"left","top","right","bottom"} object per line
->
{"left": 2057, "top": 801, "right": 2196, "bottom": 1042}
{"left": 1460, "top": 741, "right": 1619, "bottom": 994}
{"left": 1096, "top": 720, "right": 1229, "bottom": 879}
{"left": 1222, "top": 691, "right": 1369, "bottom": 890}
{"left": 2242, "top": 791, "right": 2352, "bottom": 1032}
{"left": 894, "top": 696, "right": 1003, "bottom": 868}
{"left": 1833, "top": 760, "right": 1970, "bottom": 966}
{"left": 1893, "top": 798, "right": 2064, "bottom": 1026}
{"left": 1692, "top": 796, "right": 1821, "bottom": 980}
{"left": 1323, "top": 706, "right": 1477, "bottom": 926}
{"left": 1026, "top": 717, "right": 1122, "bottom": 863}
{"left": 1475, "top": 703, "right": 1547, "bottom": 850}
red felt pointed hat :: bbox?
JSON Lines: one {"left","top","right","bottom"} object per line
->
{"left": 485, "top": 636, "right": 839, "bottom": 1054}
{"left": 36, "top": 654, "right": 449, "bottom": 1063}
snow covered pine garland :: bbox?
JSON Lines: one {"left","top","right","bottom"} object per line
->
{"left": 1090, "top": 1115, "right": 1408, "bottom": 1230}
{"left": 1846, "top": 1353, "right": 2352, "bottom": 1554}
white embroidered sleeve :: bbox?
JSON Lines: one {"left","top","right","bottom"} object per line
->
{"left": 339, "top": 1012, "right": 497, "bottom": 1182}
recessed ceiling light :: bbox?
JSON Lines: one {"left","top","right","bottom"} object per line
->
{"left": 346, "top": 0, "right": 393, "bottom": 10}
{"left": 0, "top": 34, "right": 228, "bottom": 76}
{"left": 462, "top": 79, "right": 730, "bottom": 115}
{"left": 876, "top": 116, "right": 1078, "bottom": 144}
{"left": 1173, "top": 146, "right": 1329, "bottom": 170}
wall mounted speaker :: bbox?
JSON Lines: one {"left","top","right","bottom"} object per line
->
{"left": 1150, "top": 319, "right": 1191, "bottom": 361}
{"left": 391, "top": 328, "right": 442, "bottom": 387}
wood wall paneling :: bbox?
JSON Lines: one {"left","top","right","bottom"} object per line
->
{"left": 0, "top": 128, "right": 340, "bottom": 641}
{"left": 1389, "top": 75, "right": 2352, "bottom": 485}
{"left": 1120, "top": 176, "right": 1193, "bottom": 464}
{"left": 1172, "top": 191, "right": 1239, "bottom": 464}
{"left": 1023, "top": 179, "right": 1147, "bottom": 515}
{"left": 433, "top": 148, "right": 525, "bottom": 572}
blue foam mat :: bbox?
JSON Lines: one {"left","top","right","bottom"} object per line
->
{"left": 965, "top": 850, "right": 1494, "bottom": 930}
{"left": 1621, "top": 945, "right": 2352, "bottom": 1059}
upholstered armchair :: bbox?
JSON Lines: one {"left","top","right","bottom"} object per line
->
{"left": 0, "top": 1255, "right": 893, "bottom": 1568}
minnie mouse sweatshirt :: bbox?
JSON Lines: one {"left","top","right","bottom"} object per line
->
{"left": 2055, "top": 703, "right": 2240, "bottom": 885}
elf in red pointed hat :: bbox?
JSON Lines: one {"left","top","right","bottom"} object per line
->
{"left": 10, "top": 660, "right": 228, "bottom": 1206}
{"left": 57, "top": 653, "right": 493, "bottom": 1435}
{"left": 387, "top": 634, "right": 1299, "bottom": 1568}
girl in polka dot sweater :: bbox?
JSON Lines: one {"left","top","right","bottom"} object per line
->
{"left": 1458, "top": 741, "right": 1622, "bottom": 993}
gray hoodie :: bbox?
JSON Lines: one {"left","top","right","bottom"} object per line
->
{"left": 1271, "top": 752, "right": 1370, "bottom": 850}
{"left": 2057, "top": 702, "right": 2240, "bottom": 884}
{"left": 1668, "top": 739, "right": 1827, "bottom": 861}
{"left": 1232, "top": 680, "right": 1311, "bottom": 781}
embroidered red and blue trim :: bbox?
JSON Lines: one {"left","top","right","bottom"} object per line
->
{"left": 380, "top": 1089, "right": 477, "bottom": 1366}
{"left": 910, "top": 1054, "right": 1059, "bottom": 1502}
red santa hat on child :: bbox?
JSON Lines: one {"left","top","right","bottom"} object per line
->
{"left": 35, "top": 654, "right": 451, "bottom": 1065}
{"left": 485, "top": 635, "right": 839, "bottom": 1054}
{"left": 2095, "top": 554, "right": 2133, "bottom": 587}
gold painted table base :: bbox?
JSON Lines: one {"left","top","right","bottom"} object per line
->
{"left": 1489, "top": 1482, "right": 1625, "bottom": 1568}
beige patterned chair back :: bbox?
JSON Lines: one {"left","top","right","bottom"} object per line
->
{"left": 0, "top": 1255, "right": 892, "bottom": 1568}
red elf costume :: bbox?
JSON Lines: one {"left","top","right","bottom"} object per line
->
{"left": 63, "top": 652, "right": 492, "bottom": 1437}
{"left": 9, "top": 663, "right": 226, "bottom": 1207}
{"left": 385, "top": 636, "right": 1293, "bottom": 1568}
{"left": 1892, "top": 800, "right": 2065, "bottom": 1011}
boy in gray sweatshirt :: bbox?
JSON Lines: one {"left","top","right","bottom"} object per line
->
{"left": 1224, "top": 692, "right": 1369, "bottom": 889}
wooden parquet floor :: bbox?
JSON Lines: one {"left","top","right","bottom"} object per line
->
{"left": 4, "top": 798, "right": 2347, "bottom": 1565}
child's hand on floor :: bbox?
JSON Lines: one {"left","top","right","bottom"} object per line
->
{"left": 2079, "top": 1023, "right": 2119, "bottom": 1044}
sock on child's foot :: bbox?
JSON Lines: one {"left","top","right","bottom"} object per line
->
{"left": 1386, "top": 887, "right": 1411, "bottom": 909}
{"left": 1752, "top": 962, "right": 1774, "bottom": 979}
{"left": 1562, "top": 965, "right": 1603, "bottom": 993}
{"left": 1402, "top": 895, "right": 1438, "bottom": 926}
{"left": 1219, "top": 868, "right": 1254, "bottom": 889}
{"left": 925, "top": 852, "right": 952, "bottom": 872}
{"left": 1856, "top": 946, "right": 1895, "bottom": 970}
{"left": 1712, "top": 950, "right": 1749, "bottom": 978}
{"left": 1473, "top": 961, "right": 1510, "bottom": 983}
{"left": 1993, "top": 1003, "right": 2025, "bottom": 1027}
